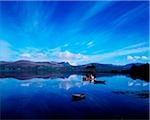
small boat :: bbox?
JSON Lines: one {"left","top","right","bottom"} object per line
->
{"left": 94, "top": 80, "right": 106, "bottom": 84}
{"left": 72, "top": 93, "right": 86, "bottom": 101}
{"left": 82, "top": 77, "right": 87, "bottom": 81}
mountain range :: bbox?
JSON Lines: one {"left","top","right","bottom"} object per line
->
{"left": 0, "top": 60, "right": 149, "bottom": 81}
{"left": 0, "top": 60, "right": 144, "bottom": 73}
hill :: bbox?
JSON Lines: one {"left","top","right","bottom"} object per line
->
{"left": 0, "top": 60, "right": 149, "bottom": 81}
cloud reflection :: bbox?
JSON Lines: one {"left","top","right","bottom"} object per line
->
{"left": 19, "top": 75, "right": 91, "bottom": 90}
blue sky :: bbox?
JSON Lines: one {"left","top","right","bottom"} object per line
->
{"left": 0, "top": 1, "right": 149, "bottom": 65}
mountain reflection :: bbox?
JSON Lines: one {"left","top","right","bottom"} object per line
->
{"left": 1, "top": 72, "right": 147, "bottom": 81}
{"left": 0, "top": 72, "right": 71, "bottom": 80}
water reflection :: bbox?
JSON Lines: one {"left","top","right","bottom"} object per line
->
{"left": 1, "top": 72, "right": 149, "bottom": 82}
{"left": 0, "top": 72, "right": 71, "bottom": 80}
{"left": 18, "top": 75, "right": 91, "bottom": 90}
{"left": 112, "top": 90, "right": 149, "bottom": 98}
{"left": 0, "top": 74, "right": 149, "bottom": 119}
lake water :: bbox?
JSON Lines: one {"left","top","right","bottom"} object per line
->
{"left": 0, "top": 75, "right": 149, "bottom": 119}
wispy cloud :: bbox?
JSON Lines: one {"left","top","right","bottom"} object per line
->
{"left": 0, "top": 40, "right": 11, "bottom": 60}
{"left": 1, "top": 41, "right": 149, "bottom": 65}
{"left": 92, "top": 50, "right": 104, "bottom": 54}
{"left": 92, "top": 47, "right": 149, "bottom": 61}
{"left": 119, "top": 42, "right": 148, "bottom": 51}
{"left": 87, "top": 41, "right": 94, "bottom": 48}
{"left": 112, "top": 3, "right": 147, "bottom": 28}
{"left": 0, "top": 40, "right": 18, "bottom": 61}
{"left": 80, "top": 1, "right": 112, "bottom": 22}
{"left": 85, "top": 42, "right": 149, "bottom": 63}
{"left": 87, "top": 41, "right": 93, "bottom": 46}
{"left": 95, "top": 42, "right": 149, "bottom": 61}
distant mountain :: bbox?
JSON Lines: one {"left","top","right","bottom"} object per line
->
{"left": 0, "top": 60, "right": 146, "bottom": 73}
{"left": 58, "top": 62, "right": 70, "bottom": 66}
{"left": 76, "top": 63, "right": 129, "bottom": 73}
{"left": 0, "top": 60, "right": 149, "bottom": 81}
{"left": 0, "top": 60, "right": 67, "bottom": 67}
{"left": 123, "top": 63, "right": 143, "bottom": 69}
{"left": 0, "top": 60, "right": 73, "bottom": 73}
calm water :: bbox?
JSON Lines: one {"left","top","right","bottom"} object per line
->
{"left": 0, "top": 75, "right": 149, "bottom": 119}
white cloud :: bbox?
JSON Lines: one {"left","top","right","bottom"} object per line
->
{"left": 20, "top": 53, "right": 32, "bottom": 59}
{"left": 127, "top": 55, "right": 149, "bottom": 61}
{"left": 141, "top": 56, "right": 148, "bottom": 60}
{"left": 134, "top": 56, "right": 140, "bottom": 60}
{"left": 127, "top": 55, "right": 134, "bottom": 61}
{"left": 33, "top": 53, "right": 47, "bottom": 59}
{"left": 55, "top": 50, "right": 89, "bottom": 65}
{"left": 20, "top": 52, "right": 47, "bottom": 60}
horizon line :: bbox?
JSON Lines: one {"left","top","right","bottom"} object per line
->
{"left": 0, "top": 59, "right": 149, "bottom": 66}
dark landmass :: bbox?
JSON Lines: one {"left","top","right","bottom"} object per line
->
{"left": 112, "top": 90, "right": 150, "bottom": 98}
{"left": 121, "top": 63, "right": 149, "bottom": 81}
{"left": 0, "top": 60, "right": 149, "bottom": 81}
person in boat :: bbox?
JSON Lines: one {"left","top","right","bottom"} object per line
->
{"left": 83, "top": 73, "right": 96, "bottom": 81}
{"left": 90, "top": 74, "right": 96, "bottom": 80}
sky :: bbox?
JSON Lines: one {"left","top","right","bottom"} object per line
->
{"left": 0, "top": 1, "right": 149, "bottom": 65}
